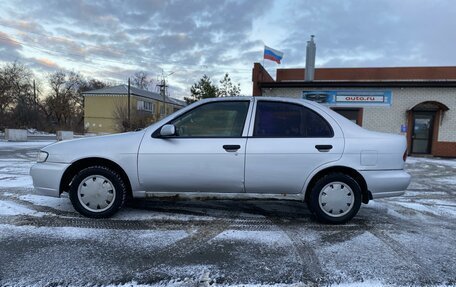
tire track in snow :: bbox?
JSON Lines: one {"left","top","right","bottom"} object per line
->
{"left": 132, "top": 210, "right": 241, "bottom": 283}
{"left": 0, "top": 193, "right": 77, "bottom": 217}
{"left": 239, "top": 202, "right": 324, "bottom": 285}
{"left": 367, "top": 228, "right": 441, "bottom": 285}
{"left": 388, "top": 201, "right": 456, "bottom": 224}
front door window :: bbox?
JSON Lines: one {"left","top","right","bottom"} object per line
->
{"left": 171, "top": 101, "right": 250, "bottom": 137}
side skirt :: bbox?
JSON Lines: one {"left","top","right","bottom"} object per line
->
{"left": 136, "top": 191, "right": 305, "bottom": 202}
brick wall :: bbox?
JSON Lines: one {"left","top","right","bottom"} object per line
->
{"left": 261, "top": 87, "right": 456, "bottom": 156}
{"left": 433, "top": 141, "right": 456, "bottom": 157}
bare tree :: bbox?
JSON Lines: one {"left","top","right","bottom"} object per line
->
{"left": 42, "top": 71, "right": 111, "bottom": 132}
{"left": 0, "top": 61, "right": 112, "bottom": 132}
{"left": 112, "top": 99, "right": 151, "bottom": 132}
{"left": 0, "top": 62, "right": 36, "bottom": 129}
{"left": 132, "top": 71, "right": 154, "bottom": 91}
{"left": 43, "top": 71, "right": 84, "bottom": 131}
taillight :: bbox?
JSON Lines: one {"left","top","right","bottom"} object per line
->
{"left": 403, "top": 149, "right": 407, "bottom": 162}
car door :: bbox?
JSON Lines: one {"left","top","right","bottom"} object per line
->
{"left": 244, "top": 100, "right": 344, "bottom": 194}
{"left": 138, "top": 100, "right": 252, "bottom": 193}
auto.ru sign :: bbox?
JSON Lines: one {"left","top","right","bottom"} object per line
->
{"left": 303, "top": 90, "right": 392, "bottom": 107}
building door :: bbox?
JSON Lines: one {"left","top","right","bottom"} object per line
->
{"left": 411, "top": 112, "right": 435, "bottom": 154}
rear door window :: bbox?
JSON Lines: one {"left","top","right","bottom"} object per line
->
{"left": 253, "top": 101, "right": 333, "bottom": 138}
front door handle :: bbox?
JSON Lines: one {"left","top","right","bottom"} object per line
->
{"left": 315, "top": 144, "right": 333, "bottom": 152}
{"left": 223, "top": 145, "right": 241, "bottom": 152}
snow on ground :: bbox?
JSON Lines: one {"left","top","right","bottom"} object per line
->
{"left": 18, "top": 193, "right": 223, "bottom": 221}
{"left": 0, "top": 200, "right": 47, "bottom": 216}
{"left": 112, "top": 208, "right": 221, "bottom": 221}
{"left": 19, "top": 193, "right": 75, "bottom": 212}
{"left": 0, "top": 158, "right": 35, "bottom": 188}
{"left": 0, "top": 173, "right": 33, "bottom": 188}
{"left": 0, "top": 224, "right": 189, "bottom": 248}
{"left": 212, "top": 230, "right": 292, "bottom": 247}
{"left": 434, "top": 176, "right": 456, "bottom": 185}
{"left": 406, "top": 156, "right": 456, "bottom": 168}
{"left": 394, "top": 201, "right": 456, "bottom": 217}
{"left": 316, "top": 231, "right": 402, "bottom": 284}
{"left": 0, "top": 140, "right": 55, "bottom": 149}
{"left": 0, "top": 142, "right": 455, "bottom": 286}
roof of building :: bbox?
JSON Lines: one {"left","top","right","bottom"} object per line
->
{"left": 276, "top": 66, "right": 456, "bottom": 82}
{"left": 82, "top": 85, "right": 186, "bottom": 106}
{"left": 252, "top": 63, "right": 456, "bottom": 95}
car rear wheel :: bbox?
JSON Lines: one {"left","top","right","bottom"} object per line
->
{"left": 309, "top": 173, "right": 361, "bottom": 224}
{"left": 69, "top": 166, "right": 127, "bottom": 218}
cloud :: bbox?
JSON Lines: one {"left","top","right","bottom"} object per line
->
{"left": 0, "top": 18, "right": 46, "bottom": 35}
{"left": 0, "top": 31, "right": 22, "bottom": 49}
{"left": 29, "top": 57, "right": 60, "bottom": 70}
{"left": 277, "top": 0, "right": 456, "bottom": 68}
{"left": 1, "top": 0, "right": 456, "bottom": 98}
{"left": 0, "top": 31, "right": 23, "bottom": 62}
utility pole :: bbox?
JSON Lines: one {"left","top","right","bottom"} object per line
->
{"left": 33, "top": 79, "right": 37, "bottom": 129}
{"left": 156, "top": 78, "right": 167, "bottom": 118}
{"left": 127, "top": 78, "right": 131, "bottom": 129}
{"left": 156, "top": 71, "right": 174, "bottom": 118}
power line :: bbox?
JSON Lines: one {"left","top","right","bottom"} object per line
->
{"left": 0, "top": 32, "right": 255, "bottom": 97}
{"left": 0, "top": 34, "right": 132, "bottom": 79}
{"left": 0, "top": 33, "right": 254, "bottom": 83}
{"left": 0, "top": 24, "right": 255, "bottom": 72}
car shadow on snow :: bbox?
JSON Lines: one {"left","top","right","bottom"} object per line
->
{"left": 124, "top": 198, "right": 387, "bottom": 228}
{"left": 127, "top": 198, "right": 313, "bottom": 219}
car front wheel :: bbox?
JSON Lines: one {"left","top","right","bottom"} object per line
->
{"left": 309, "top": 173, "right": 362, "bottom": 224}
{"left": 69, "top": 166, "right": 127, "bottom": 218}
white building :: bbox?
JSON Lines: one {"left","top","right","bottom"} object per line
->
{"left": 252, "top": 64, "right": 455, "bottom": 157}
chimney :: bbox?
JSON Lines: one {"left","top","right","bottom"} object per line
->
{"left": 305, "top": 35, "right": 316, "bottom": 81}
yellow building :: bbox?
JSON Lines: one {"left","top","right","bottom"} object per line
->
{"left": 82, "top": 85, "right": 186, "bottom": 133}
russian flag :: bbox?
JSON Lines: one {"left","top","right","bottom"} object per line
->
{"left": 264, "top": 45, "right": 284, "bottom": 64}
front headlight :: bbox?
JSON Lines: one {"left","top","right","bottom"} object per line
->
{"left": 36, "top": 151, "right": 49, "bottom": 163}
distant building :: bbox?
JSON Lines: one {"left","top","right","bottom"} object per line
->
{"left": 82, "top": 85, "right": 186, "bottom": 133}
{"left": 252, "top": 63, "right": 456, "bottom": 157}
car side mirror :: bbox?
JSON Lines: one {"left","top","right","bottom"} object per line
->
{"left": 160, "top": 124, "right": 176, "bottom": 137}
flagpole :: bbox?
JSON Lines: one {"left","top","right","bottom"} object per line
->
{"left": 262, "top": 45, "right": 265, "bottom": 67}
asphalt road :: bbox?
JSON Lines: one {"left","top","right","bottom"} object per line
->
{"left": 0, "top": 142, "right": 455, "bottom": 286}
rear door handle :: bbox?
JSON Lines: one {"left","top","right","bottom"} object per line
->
{"left": 223, "top": 145, "right": 241, "bottom": 152}
{"left": 315, "top": 145, "right": 333, "bottom": 152}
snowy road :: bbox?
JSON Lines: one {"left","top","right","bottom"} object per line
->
{"left": 0, "top": 141, "right": 455, "bottom": 286}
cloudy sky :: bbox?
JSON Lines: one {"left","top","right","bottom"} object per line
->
{"left": 0, "top": 0, "right": 454, "bottom": 99}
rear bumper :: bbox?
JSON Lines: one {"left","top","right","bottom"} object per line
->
{"left": 30, "top": 162, "right": 69, "bottom": 197}
{"left": 359, "top": 169, "right": 411, "bottom": 199}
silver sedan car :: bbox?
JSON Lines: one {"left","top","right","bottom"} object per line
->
{"left": 30, "top": 97, "right": 411, "bottom": 223}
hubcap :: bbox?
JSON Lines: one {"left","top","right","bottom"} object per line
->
{"left": 318, "top": 181, "right": 354, "bottom": 217}
{"left": 77, "top": 175, "right": 116, "bottom": 213}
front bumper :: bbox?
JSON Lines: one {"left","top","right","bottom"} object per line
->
{"left": 359, "top": 169, "right": 411, "bottom": 199}
{"left": 30, "top": 162, "right": 70, "bottom": 197}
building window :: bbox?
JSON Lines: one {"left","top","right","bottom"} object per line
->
{"left": 144, "top": 101, "right": 155, "bottom": 112}
{"left": 137, "top": 101, "right": 155, "bottom": 113}
{"left": 332, "top": 108, "right": 363, "bottom": 126}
